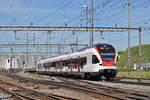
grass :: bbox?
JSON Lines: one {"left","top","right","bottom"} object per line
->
{"left": 24, "top": 67, "right": 36, "bottom": 73}
{"left": 117, "top": 71, "right": 150, "bottom": 78}
{"left": 117, "top": 44, "right": 150, "bottom": 78}
{"left": 118, "top": 44, "right": 150, "bottom": 69}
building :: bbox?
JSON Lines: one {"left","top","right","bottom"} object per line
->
{"left": 134, "top": 63, "right": 150, "bottom": 70}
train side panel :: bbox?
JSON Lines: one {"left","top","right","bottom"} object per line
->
{"left": 36, "top": 43, "right": 118, "bottom": 80}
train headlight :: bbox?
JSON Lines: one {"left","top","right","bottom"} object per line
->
{"left": 99, "top": 63, "right": 104, "bottom": 66}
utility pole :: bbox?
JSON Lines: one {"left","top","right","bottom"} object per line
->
{"left": 76, "top": 33, "right": 78, "bottom": 50}
{"left": 90, "top": 0, "right": 94, "bottom": 46}
{"left": 139, "top": 26, "right": 142, "bottom": 70}
{"left": 128, "top": 0, "right": 131, "bottom": 74}
{"left": 26, "top": 32, "right": 29, "bottom": 69}
{"left": 82, "top": 5, "right": 89, "bottom": 27}
{"left": 32, "top": 31, "right": 36, "bottom": 68}
{"left": 46, "top": 31, "right": 52, "bottom": 58}
{"left": 46, "top": 32, "right": 48, "bottom": 58}
{"left": 10, "top": 44, "right": 13, "bottom": 72}
{"left": 83, "top": 5, "right": 89, "bottom": 27}
{"left": 31, "top": 22, "right": 36, "bottom": 68}
{"left": 48, "top": 31, "right": 52, "bottom": 57}
{"left": 58, "top": 44, "right": 61, "bottom": 55}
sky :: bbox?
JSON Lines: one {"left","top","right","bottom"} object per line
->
{"left": 0, "top": 0, "right": 150, "bottom": 54}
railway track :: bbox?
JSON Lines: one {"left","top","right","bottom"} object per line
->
{"left": 1, "top": 72, "right": 150, "bottom": 100}
{"left": 0, "top": 74, "right": 78, "bottom": 100}
{"left": 28, "top": 70, "right": 150, "bottom": 86}
{"left": 58, "top": 77, "right": 150, "bottom": 100}
{"left": 116, "top": 77, "right": 150, "bottom": 83}
{"left": 110, "top": 78, "right": 150, "bottom": 86}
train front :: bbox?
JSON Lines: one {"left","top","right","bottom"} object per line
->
{"left": 96, "top": 44, "right": 118, "bottom": 79}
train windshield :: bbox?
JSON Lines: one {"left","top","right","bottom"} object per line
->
{"left": 97, "top": 45, "right": 115, "bottom": 61}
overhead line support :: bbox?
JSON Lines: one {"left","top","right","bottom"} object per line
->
{"left": 0, "top": 26, "right": 140, "bottom": 32}
{"left": 138, "top": 26, "right": 142, "bottom": 70}
{"left": 128, "top": 0, "right": 131, "bottom": 74}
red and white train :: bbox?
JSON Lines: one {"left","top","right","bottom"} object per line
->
{"left": 36, "top": 43, "right": 118, "bottom": 80}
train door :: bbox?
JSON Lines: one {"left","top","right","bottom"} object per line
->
{"left": 87, "top": 54, "right": 92, "bottom": 72}
{"left": 80, "top": 57, "right": 87, "bottom": 72}
{"left": 92, "top": 55, "right": 100, "bottom": 72}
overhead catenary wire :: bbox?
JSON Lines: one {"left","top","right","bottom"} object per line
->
{"left": 94, "top": 0, "right": 124, "bottom": 25}
{"left": 33, "top": 0, "right": 75, "bottom": 24}
{"left": 61, "top": 0, "right": 82, "bottom": 26}
{"left": 11, "top": 0, "right": 32, "bottom": 25}
{"left": 9, "top": 0, "right": 32, "bottom": 25}
{"left": 0, "top": 0, "right": 16, "bottom": 42}
{"left": 8, "top": 0, "right": 28, "bottom": 25}
{"left": 0, "top": 0, "right": 150, "bottom": 52}
{"left": 94, "top": 0, "right": 122, "bottom": 27}
{"left": 101, "top": 0, "right": 150, "bottom": 27}
{"left": 0, "top": 0, "right": 15, "bottom": 23}
{"left": 61, "top": 0, "right": 121, "bottom": 27}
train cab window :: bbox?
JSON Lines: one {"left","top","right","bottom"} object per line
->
{"left": 116, "top": 56, "right": 119, "bottom": 63}
{"left": 92, "top": 55, "right": 100, "bottom": 64}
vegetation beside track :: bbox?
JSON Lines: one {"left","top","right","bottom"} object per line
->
{"left": 118, "top": 44, "right": 150, "bottom": 68}
{"left": 117, "top": 71, "right": 150, "bottom": 78}
{"left": 24, "top": 68, "right": 36, "bottom": 73}
{"left": 117, "top": 44, "right": 150, "bottom": 78}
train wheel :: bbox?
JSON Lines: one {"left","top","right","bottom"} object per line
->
{"left": 101, "top": 75, "right": 106, "bottom": 81}
{"left": 106, "top": 77, "right": 113, "bottom": 81}
{"left": 84, "top": 73, "right": 91, "bottom": 80}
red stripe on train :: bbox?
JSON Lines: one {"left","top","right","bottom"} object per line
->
{"left": 103, "top": 61, "right": 114, "bottom": 66}
{"left": 93, "top": 46, "right": 116, "bottom": 66}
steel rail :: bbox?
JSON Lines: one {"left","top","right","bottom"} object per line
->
{"left": 116, "top": 77, "right": 150, "bottom": 80}
{"left": 2, "top": 72, "right": 150, "bottom": 100}
{"left": 58, "top": 77, "right": 150, "bottom": 100}
{"left": 0, "top": 72, "right": 126, "bottom": 100}
{"left": 0, "top": 77, "right": 78, "bottom": 100}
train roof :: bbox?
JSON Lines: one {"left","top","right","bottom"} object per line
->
{"left": 37, "top": 43, "right": 114, "bottom": 63}
{"left": 78, "top": 43, "right": 113, "bottom": 52}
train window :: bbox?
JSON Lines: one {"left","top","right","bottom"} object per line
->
{"left": 44, "top": 63, "right": 49, "bottom": 68}
{"left": 50, "top": 62, "right": 55, "bottom": 67}
{"left": 43, "top": 63, "right": 46, "bottom": 67}
{"left": 62, "top": 61, "right": 65, "bottom": 66}
{"left": 75, "top": 65, "right": 77, "bottom": 69}
{"left": 48, "top": 63, "right": 51, "bottom": 67}
{"left": 65, "top": 61, "right": 68, "bottom": 66}
{"left": 80, "top": 57, "right": 87, "bottom": 66}
{"left": 57, "top": 62, "right": 60, "bottom": 68}
{"left": 66, "top": 61, "right": 68, "bottom": 65}
{"left": 92, "top": 55, "right": 100, "bottom": 64}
